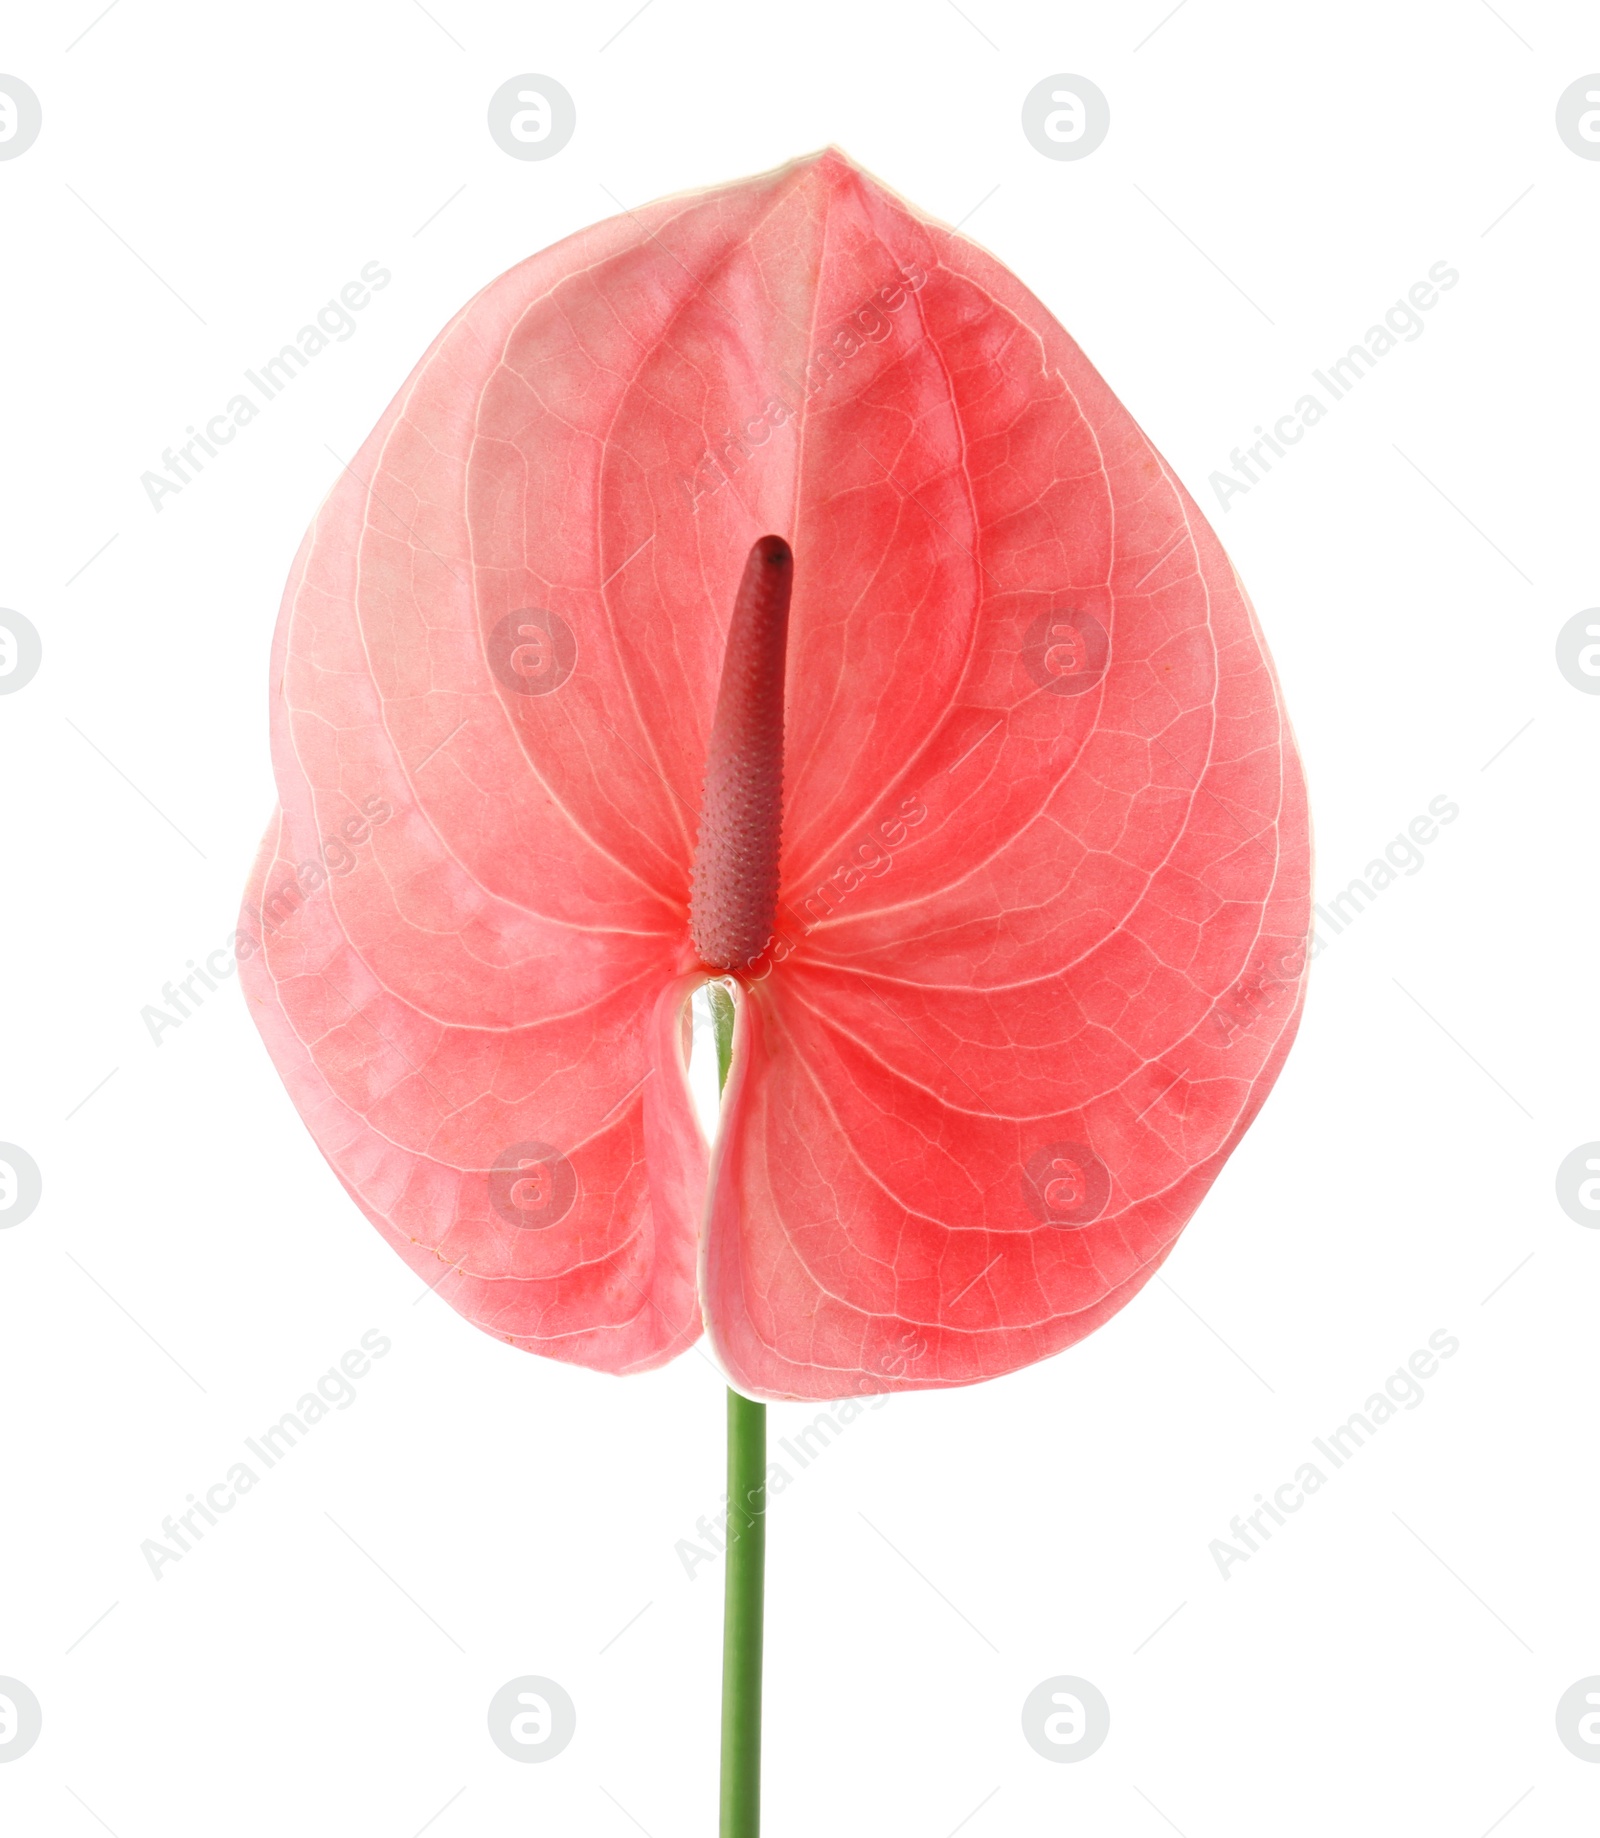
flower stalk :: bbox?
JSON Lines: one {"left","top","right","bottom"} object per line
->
{"left": 712, "top": 982, "right": 765, "bottom": 1836}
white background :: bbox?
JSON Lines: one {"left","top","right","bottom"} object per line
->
{"left": 1, "top": 1, "right": 1595, "bottom": 1832}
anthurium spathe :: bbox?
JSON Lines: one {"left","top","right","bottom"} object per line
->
{"left": 241, "top": 148, "right": 1310, "bottom": 1407}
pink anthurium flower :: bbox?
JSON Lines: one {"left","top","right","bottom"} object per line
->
{"left": 240, "top": 148, "right": 1309, "bottom": 1409}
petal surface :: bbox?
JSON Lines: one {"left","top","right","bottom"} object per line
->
{"left": 242, "top": 150, "right": 1309, "bottom": 1390}
{"left": 696, "top": 158, "right": 1311, "bottom": 1398}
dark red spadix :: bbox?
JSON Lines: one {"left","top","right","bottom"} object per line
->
{"left": 690, "top": 535, "right": 793, "bottom": 970}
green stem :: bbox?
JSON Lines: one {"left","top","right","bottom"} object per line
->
{"left": 720, "top": 1387, "right": 765, "bottom": 1835}
{"left": 712, "top": 984, "right": 764, "bottom": 1837}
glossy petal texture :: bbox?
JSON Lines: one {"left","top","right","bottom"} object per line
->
{"left": 242, "top": 150, "right": 1309, "bottom": 1398}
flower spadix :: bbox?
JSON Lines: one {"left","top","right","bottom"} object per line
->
{"left": 241, "top": 150, "right": 1310, "bottom": 1401}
